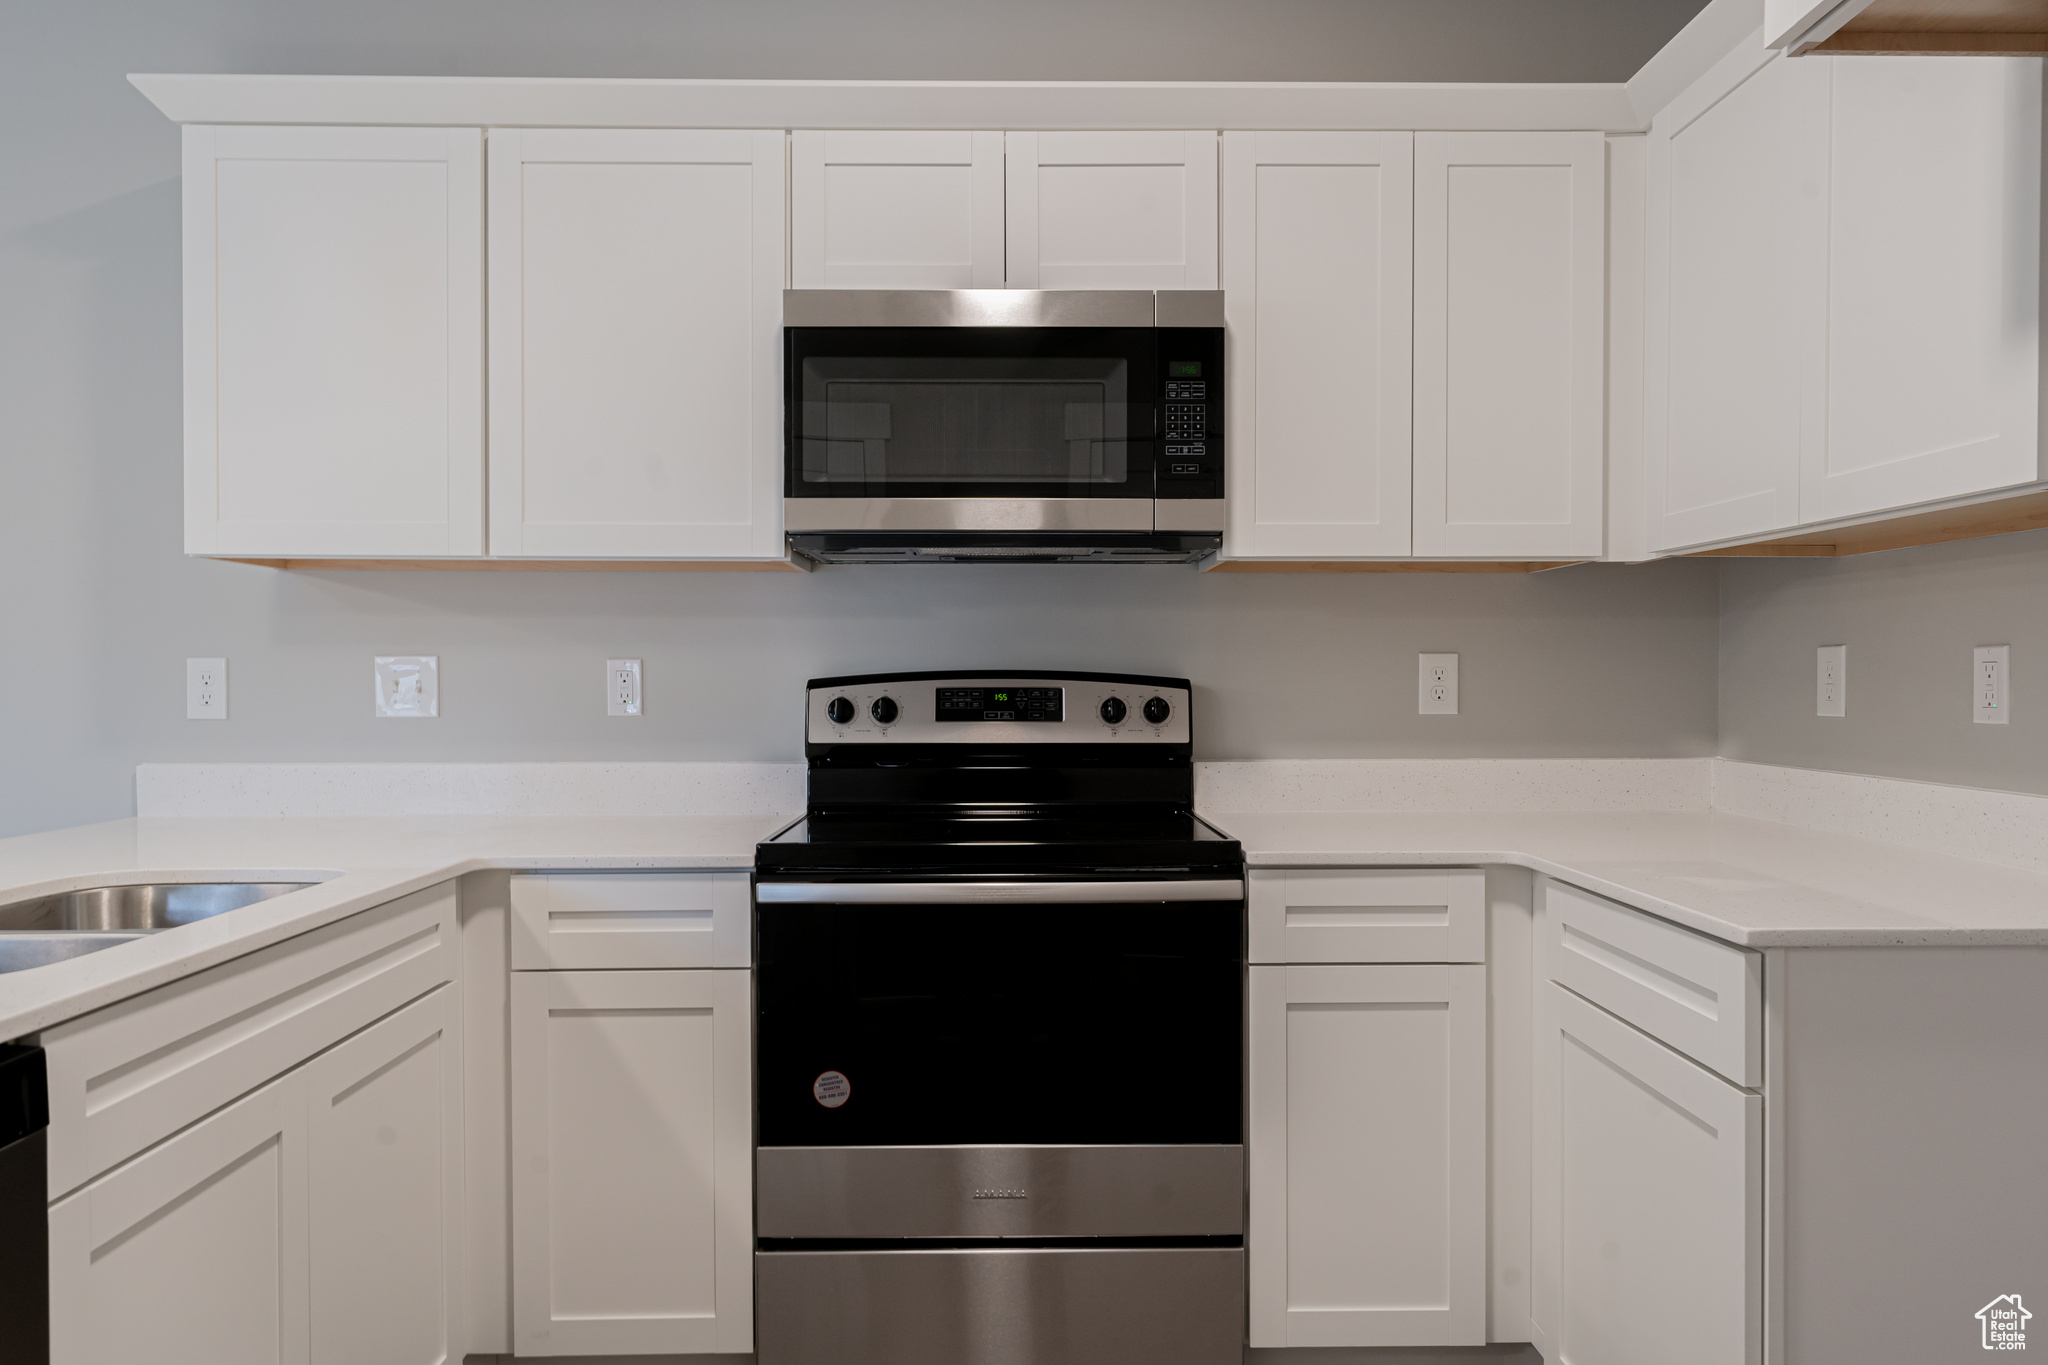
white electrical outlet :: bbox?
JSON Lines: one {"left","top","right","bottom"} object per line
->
{"left": 374, "top": 656, "right": 439, "bottom": 718}
{"left": 1419, "top": 653, "right": 1459, "bottom": 715}
{"left": 608, "top": 659, "right": 643, "bottom": 717}
{"left": 186, "top": 658, "right": 227, "bottom": 720}
{"left": 1816, "top": 645, "right": 1846, "bottom": 717}
{"left": 1974, "top": 645, "right": 2010, "bottom": 725}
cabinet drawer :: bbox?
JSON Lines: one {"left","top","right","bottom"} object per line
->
{"left": 1249, "top": 868, "right": 1484, "bottom": 964}
{"left": 43, "top": 881, "right": 456, "bottom": 1198}
{"left": 510, "top": 872, "right": 749, "bottom": 970}
{"left": 1542, "top": 879, "right": 1760, "bottom": 1088}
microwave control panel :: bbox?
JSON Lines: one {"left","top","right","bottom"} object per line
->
{"left": 1156, "top": 330, "right": 1223, "bottom": 499}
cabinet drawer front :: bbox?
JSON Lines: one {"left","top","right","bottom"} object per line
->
{"left": 509, "top": 872, "right": 749, "bottom": 970}
{"left": 43, "top": 882, "right": 456, "bottom": 1198}
{"left": 1250, "top": 868, "right": 1484, "bottom": 964}
{"left": 1543, "top": 879, "right": 1760, "bottom": 1087}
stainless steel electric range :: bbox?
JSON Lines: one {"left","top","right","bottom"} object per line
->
{"left": 753, "top": 671, "right": 1246, "bottom": 1365}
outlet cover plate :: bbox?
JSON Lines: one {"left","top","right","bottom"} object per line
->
{"left": 374, "top": 656, "right": 439, "bottom": 718}
{"left": 186, "top": 658, "right": 227, "bottom": 721}
{"left": 1974, "top": 645, "right": 2010, "bottom": 725}
{"left": 1816, "top": 644, "right": 1846, "bottom": 717}
{"left": 1419, "top": 653, "right": 1459, "bottom": 715}
{"left": 608, "top": 658, "right": 643, "bottom": 717}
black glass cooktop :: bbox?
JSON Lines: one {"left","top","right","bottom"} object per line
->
{"left": 757, "top": 809, "right": 1243, "bottom": 876}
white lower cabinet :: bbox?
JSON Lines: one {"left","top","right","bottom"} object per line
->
{"left": 49, "top": 983, "right": 461, "bottom": 1365}
{"left": 306, "top": 985, "right": 463, "bottom": 1365}
{"left": 1535, "top": 985, "right": 1762, "bottom": 1365}
{"left": 510, "top": 968, "right": 753, "bottom": 1356}
{"left": 1248, "top": 963, "right": 1488, "bottom": 1347}
{"left": 50, "top": 1065, "right": 310, "bottom": 1365}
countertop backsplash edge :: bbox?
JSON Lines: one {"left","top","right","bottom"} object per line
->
{"left": 1194, "top": 758, "right": 1715, "bottom": 814}
{"left": 1711, "top": 760, "right": 2048, "bottom": 877}
{"left": 136, "top": 761, "right": 809, "bottom": 819}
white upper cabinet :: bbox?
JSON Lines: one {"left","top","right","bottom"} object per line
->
{"left": 1810, "top": 57, "right": 2042, "bottom": 522}
{"left": 1223, "top": 132, "right": 1416, "bottom": 558}
{"left": 1647, "top": 50, "right": 2042, "bottom": 553}
{"left": 1413, "top": 132, "right": 1606, "bottom": 558}
{"left": 1646, "top": 50, "right": 1829, "bottom": 553}
{"left": 792, "top": 130, "right": 1003, "bottom": 288}
{"left": 487, "top": 129, "right": 786, "bottom": 559}
{"left": 183, "top": 125, "right": 485, "bottom": 557}
{"left": 1004, "top": 131, "right": 1218, "bottom": 289}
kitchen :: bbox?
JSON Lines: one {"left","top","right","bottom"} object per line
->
{"left": 2, "top": 0, "right": 2046, "bottom": 1362}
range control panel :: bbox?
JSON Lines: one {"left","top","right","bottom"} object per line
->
{"left": 935, "top": 686, "right": 1065, "bottom": 722}
{"left": 808, "top": 674, "right": 1190, "bottom": 746}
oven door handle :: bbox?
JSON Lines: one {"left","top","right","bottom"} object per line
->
{"left": 755, "top": 879, "right": 1243, "bottom": 904}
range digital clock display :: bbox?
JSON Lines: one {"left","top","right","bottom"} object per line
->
{"left": 935, "top": 686, "right": 1064, "bottom": 722}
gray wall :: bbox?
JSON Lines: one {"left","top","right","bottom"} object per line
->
{"left": 1718, "top": 529, "right": 2048, "bottom": 797}
{"left": 3, "top": 0, "right": 1723, "bottom": 839}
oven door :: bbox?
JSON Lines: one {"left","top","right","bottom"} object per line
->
{"left": 754, "top": 877, "right": 1242, "bottom": 1149}
{"left": 754, "top": 875, "right": 1245, "bottom": 1365}
{"left": 783, "top": 326, "right": 1158, "bottom": 532}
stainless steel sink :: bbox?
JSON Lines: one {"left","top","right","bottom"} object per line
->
{"left": 0, "top": 882, "right": 318, "bottom": 974}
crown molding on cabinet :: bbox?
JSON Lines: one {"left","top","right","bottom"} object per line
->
{"left": 1625, "top": 0, "right": 1774, "bottom": 125}
{"left": 127, "top": 73, "right": 1644, "bottom": 133}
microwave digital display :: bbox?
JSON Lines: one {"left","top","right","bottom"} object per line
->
{"left": 1167, "top": 361, "right": 1203, "bottom": 378}
{"left": 935, "top": 687, "right": 1064, "bottom": 722}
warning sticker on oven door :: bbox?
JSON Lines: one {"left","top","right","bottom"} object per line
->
{"left": 813, "top": 1070, "right": 851, "bottom": 1108}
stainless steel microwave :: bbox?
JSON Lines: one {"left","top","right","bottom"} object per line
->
{"left": 783, "top": 290, "right": 1224, "bottom": 564}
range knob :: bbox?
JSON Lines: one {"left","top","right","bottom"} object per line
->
{"left": 1099, "top": 697, "right": 1127, "bottom": 725}
{"left": 825, "top": 696, "right": 856, "bottom": 725}
{"left": 1143, "top": 696, "right": 1172, "bottom": 725}
{"left": 870, "top": 696, "right": 899, "bottom": 725}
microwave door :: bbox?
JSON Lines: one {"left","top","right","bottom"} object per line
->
{"left": 786, "top": 328, "right": 1157, "bottom": 505}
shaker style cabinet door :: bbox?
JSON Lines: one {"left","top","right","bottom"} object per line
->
{"left": 1533, "top": 984, "right": 1762, "bottom": 1365}
{"left": 1807, "top": 57, "right": 2043, "bottom": 522}
{"left": 1004, "top": 131, "right": 1218, "bottom": 289}
{"left": 304, "top": 985, "right": 462, "bottom": 1365}
{"left": 510, "top": 969, "right": 754, "bottom": 1357}
{"left": 1222, "top": 132, "right": 1415, "bottom": 558}
{"left": 182, "top": 125, "right": 484, "bottom": 558}
{"left": 1413, "top": 132, "right": 1605, "bottom": 559}
{"left": 49, "top": 1070, "right": 310, "bottom": 1365}
{"left": 1248, "top": 963, "right": 1486, "bottom": 1348}
{"left": 487, "top": 129, "right": 786, "bottom": 558}
{"left": 1645, "top": 50, "right": 1828, "bottom": 552}
{"left": 791, "top": 130, "right": 1003, "bottom": 288}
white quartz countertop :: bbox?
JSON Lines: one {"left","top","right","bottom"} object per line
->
{"left": 5, "top": 792, "right": 2047, "bottom": 1042}
{"left": 1203, "top": 808, "right": 2048, "bottom": 950}
{"left": 0, "top": 813, "right": 789, "bottom": 1040}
